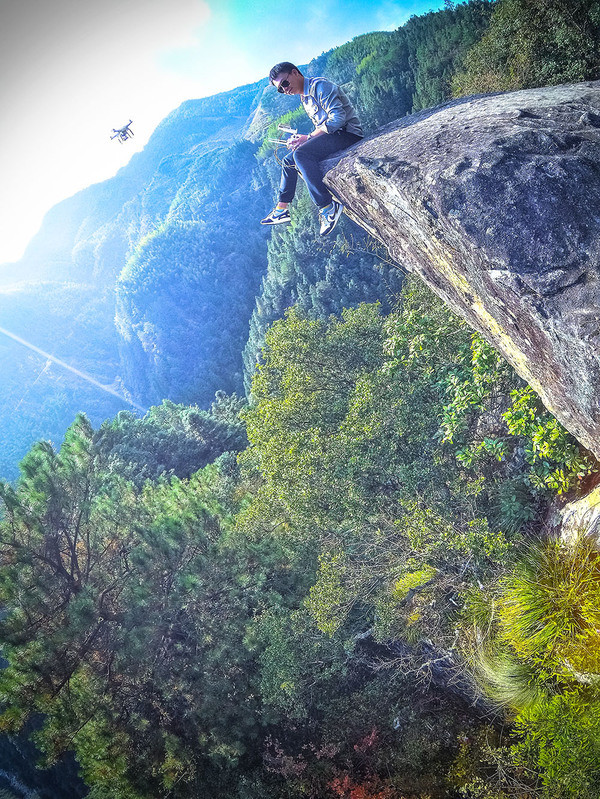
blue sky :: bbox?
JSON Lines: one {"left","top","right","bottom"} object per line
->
{"left": 0, "top": 0, "right": 446, "bottom": 264}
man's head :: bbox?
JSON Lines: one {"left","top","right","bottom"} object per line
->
{"left": 269, "top": 62, "right": 304, "bottom": 95}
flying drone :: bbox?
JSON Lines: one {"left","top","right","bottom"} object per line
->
{"left": 111, "top": 120, "right": 134, "bottom": 143}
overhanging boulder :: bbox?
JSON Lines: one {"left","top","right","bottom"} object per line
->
{"left": 324, "top": 81, "right": 600, "bottom": 458}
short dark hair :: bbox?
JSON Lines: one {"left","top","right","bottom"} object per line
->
{"left": 269, "top": 62, "right": 301, "bottom": 84}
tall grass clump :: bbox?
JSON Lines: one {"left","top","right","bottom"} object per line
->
{"left": 461, "top": 530, "right": 600, "bottom": 797}
{"left": 497, "top": 533, "right": 600, "bottom": 679}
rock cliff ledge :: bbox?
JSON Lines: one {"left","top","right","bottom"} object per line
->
{"left": 325, "top": 81, "right": 600, "bottom": 458}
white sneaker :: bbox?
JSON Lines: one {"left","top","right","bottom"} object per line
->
{"left": 319, "top": 200, "right": 343, "bottom": 236}
{"left": 261, "top": 207, "right": 291, "bottom": 225}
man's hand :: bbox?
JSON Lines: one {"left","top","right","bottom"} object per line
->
{"left": 287, "top": 133, "right": 310, "bottom": 150}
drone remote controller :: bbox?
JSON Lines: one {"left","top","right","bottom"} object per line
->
{"left": 269, "top": 124, "right": 299, "bottom": 147}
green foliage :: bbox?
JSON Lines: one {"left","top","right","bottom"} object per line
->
{"left": 453, "top": 0, "right": 600, "bottom": 95}
{"left": 440, "top": 335, "right": 512, "bottom": 444}
{"left": 2, "top": 278, "right": 592, "bottom": 797}
{"left": 513, "top": 691, "right": 600, "bottom": 798}
{"left": 305, "top": 552, "right": 348, "bottom": 637}
{"left": 446, "top": 725, "right": 510, "bottom": 797}
{"left": 241, "top": 289, "right": 513, "bottom": 659}
{"left": 391, "top": 564, "right": 437, "bottom": 600}
{"left": 253, "top": 606, "right": 348, "bottom": 721}
{"left": 503, "top": 388, "right": 594, "bottom": 494}
{"left": 241, "top": 303, "right": 390, "bottom": 534}
{"left": 441, "top": 336, "right": 596, "bottom": 497}
{"left": 406, "top": 0, "right": 495, "bottom": 112}
{"left": 0, "top": 416, "right": 270, "bottom": 797}
{"left": 326, "top": 32, "right": 395, "bottom": 85}
{"left": 96, "top": 394, "right": 247, "bottom": 485}
{"left": 1, "top": 276, "right": 584, "bottom": 797}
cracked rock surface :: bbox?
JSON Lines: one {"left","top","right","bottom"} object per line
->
{"left": 324, "top": 81, "right": 600, "bottom": 457}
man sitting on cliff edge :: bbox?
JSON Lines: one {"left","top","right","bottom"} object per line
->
{"left": 261, "top": 62, "right": 363, "bottom": 236}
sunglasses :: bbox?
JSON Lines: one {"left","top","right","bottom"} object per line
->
{"left": 276, "top": 75, "right": 291, "bottom": 93}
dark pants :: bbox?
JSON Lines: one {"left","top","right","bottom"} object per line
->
{"left": 279, "top": 130, "right": 362, "bottom": 209}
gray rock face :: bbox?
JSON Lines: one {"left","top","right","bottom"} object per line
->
{"left": 558, "top": 484, "right": 600, "bottom": 545}
{"left": 324, "top": 81, "right": 600, "bottom": 458}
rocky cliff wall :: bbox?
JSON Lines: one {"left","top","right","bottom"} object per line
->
{"left": 325, "top": 81, "right": 600, "bottom": 458}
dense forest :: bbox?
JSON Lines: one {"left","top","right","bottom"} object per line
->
{"left": 1, "top": 0, "right": 600, "bottom": 797}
